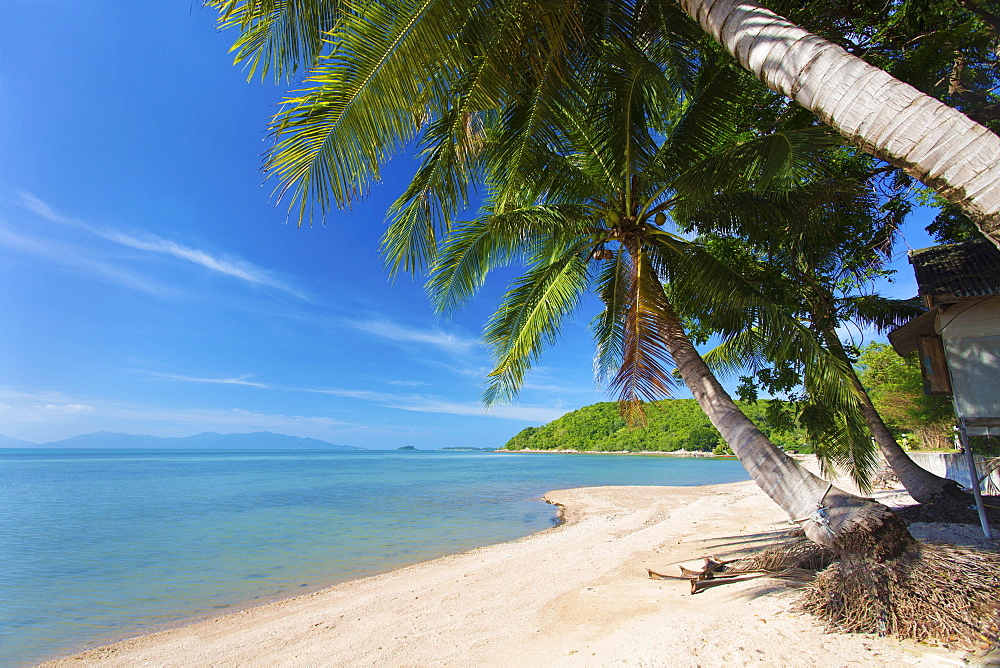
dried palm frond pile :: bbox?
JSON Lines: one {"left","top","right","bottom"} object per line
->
{"left": 724, "top": 534, "right": 835, "bottom": 582}
{"left": 648, "top": 532, "right": 836, "bottom": 593}
{"left": 798, "top": 542, "right": 1000, "bottom": 650}
{"left": 650, "top": 519, "right": 1000, "bottom": 650}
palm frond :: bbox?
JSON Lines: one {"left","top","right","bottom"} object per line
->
{"left": 653, "top": 60, "right": 752, "bottom": 175}
{"left": 427, "top": 204, "right": 586, "bottom": 315}
{"left": 799, "top": 392, "right": 879, "bottom": 492}
{"left": 484, "top": 61, "right": 570, "bottom": 214}
{"left": 840, "top": 295, "right": 925, "bottom": 333}
{"left": 709, "top": 325, "right": 879, "bottom": 486}
{"left": 483, "top": 246, "right": 590, "bottom": 405}
{"left": 672, "top": 127, "right": 842, "bottom": 200}
{"left": 209, "top": 0, "right": 341, "bottom": 81}
{"left": 608, "top": 249, "right": 677, "bottom": 424}
{"left": 592, "top": 247, "right": 630, "bottom": 387}
{"left": 381, "top": 59, "right": 496, "bottom": 274}
{"left": 701, "top": 329, "right": 771, "bottom": 380}
{"left": 652, "top": 234, "right": 866, "bottom": 422}
{"left": 265, "top": 0, "right": 467, "bottom": 222}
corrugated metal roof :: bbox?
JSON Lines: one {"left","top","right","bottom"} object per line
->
{"left": 909, "top": 237, "right": 1000, "bottom": 303}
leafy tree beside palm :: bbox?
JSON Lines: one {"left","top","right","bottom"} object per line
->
{"left": 686, "top": 172, "right": 967, "bottom": 503}
{"left": 856, "top": 342, "right": 956, "bottom": 450}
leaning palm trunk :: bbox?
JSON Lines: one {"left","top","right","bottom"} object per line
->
{"left": 858, "top": 397, "right": 966, "bottom": 501}
{"left": 823, "top": 334, "right": 966, "bottom": 504}
{"left": 677, "top": 0, "right": 1000, "bottom": 246}
{"left": 658, "top": 299, "right": 914, "bottom": 558}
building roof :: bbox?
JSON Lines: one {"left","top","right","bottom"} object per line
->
{"left": 887, "top": 308, "right": 936, "bottom": 356}
{"left": 909, "top": 236, "right": 1000, "bottom": 305}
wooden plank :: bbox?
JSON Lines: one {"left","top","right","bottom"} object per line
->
{"left": 920, "top": 335, "right": 952, "bottom": 395}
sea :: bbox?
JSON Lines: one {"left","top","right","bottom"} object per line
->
{"left": 0, "top": 448, "right": 749, "bottom": 665}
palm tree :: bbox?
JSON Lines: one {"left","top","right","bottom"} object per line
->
{"left": 688, "top": 185, "right": 966, "bottom": 503}
{"left": 672, "top": 0, "right": 1000, "bottom": 246}
{"left": 421, "top": 51, "right": 913, "bottom": 555}
{"left": 208, "top": 0, "right": 1000, "bottom": 247}
{"left": 207, "top": 2, "right": 1000, "bottom": 643}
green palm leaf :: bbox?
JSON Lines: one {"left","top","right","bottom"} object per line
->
{"left": 483, "top": 246, "right": 590, "bottom": 405}
{"left": 266, "top": 0, "right": 470, "bottom": 220}
{"left": 210, "top": 0, "right": 342, "bottom": 81}
{"left": 607, "top": 248, "right": 677, "bottom": 424}
{"left": 427, "top": 203, "right": 587, "bottom": 315}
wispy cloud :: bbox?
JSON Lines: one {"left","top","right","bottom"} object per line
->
{"left": 106, "top": 405, "right": 356, "bottom": 430}
{"left": 380, "top": 398, "right": 567, "bottom": 423}
{"left": 304, "top": 384, "right": 565, "bottom": 422}
{"left": 103, "top": 230, "right": 310, "bottom": 300}
{"left": 0, "top": 389, "right": 96, "bottom": 423}
{"left": 17, "top": 191, "right": 309, "bottom": 300}
{"left": 150, "top": 373, "right": 564, "bottom": 423}
{"left": 0, "top": 388, "right": 362, "bottom": 442}
{"left": 0, "top": 224, "right": 178, "bottom": 296}
{"left": 149, "top": 372, "right": 269, "bottom": 388}
{"left": 17, "top": 192, "right": 72, "bottom": 224}
{"left": 349, "top": 319, "right": 479, "bottom": 353}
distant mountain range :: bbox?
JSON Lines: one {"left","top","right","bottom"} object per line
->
{"left": 0, "top": 431, "right": 364, "bottom": 450}
{"left": 0, "top": 434, "right": 37, "bottom": 448}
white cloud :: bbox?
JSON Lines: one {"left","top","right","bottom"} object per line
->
{"left": 107, "top": 406, "right": 354, "bottom": 430}
{"left": 284, "top": 384, "right": 564, "bottom": 423}
{"left": 19, "top": 191, "right": 72, "bottom": 224}
{"left": 0, "top": 224, "right": 178, "bottom": 296}
{"left": 146, "top": 373, "right": 564, "bottom": 424}
{"left": 17, "top": 191, "right": 309, "bottom": 300}
{"left": 149, "top": 372, "right": 269, "bottom": 388}
{"left": 103, "top": 230, "right": 310, "bottom": 300}
{"left": 301, "top": 387, "right": 392, "bottom": 401}
{"left": 0, "top": 391, "right": 96, "bottom": 424}
{"left": 0, "top": 388, "right": 361, "bottom": 442}
{"left": 349, "top": 319, "right": 479, "bottom": 353}
{"left": 42, "top": 403, "right": 94, "bottom": 414}
{"left": 382, "top": 397, "right": 567, "bottom": 423}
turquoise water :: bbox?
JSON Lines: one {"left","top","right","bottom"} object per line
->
{"left": 0, "top": 449, "right": 749, "bottom": 665}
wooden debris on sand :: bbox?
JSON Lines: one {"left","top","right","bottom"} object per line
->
{"left": 648, "top": 537, "right": 834, "bottom": 594}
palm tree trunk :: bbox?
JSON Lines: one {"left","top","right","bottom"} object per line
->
{"left": 676, "top": 0, "right": 1000, "bottom": 247}
{"left": 658, "top": 299, "right": 913, "bottom": 558}
{"left": 823, "top": 333, "right": 966, "bottom": 503}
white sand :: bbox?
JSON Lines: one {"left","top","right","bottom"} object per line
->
{"left": 41, "top": 477, "right": 979, "bottom": 667}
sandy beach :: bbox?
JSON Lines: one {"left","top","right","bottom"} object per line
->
{"left": 42, "top": 473, "right": 993, "bottom": 667}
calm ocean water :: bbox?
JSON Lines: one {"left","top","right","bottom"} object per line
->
{"left": 0, "top": 449, "right": 749, "bottom": 665}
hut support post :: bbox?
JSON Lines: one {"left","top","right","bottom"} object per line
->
{"left": 959, "top": 418, "right": 994, "bottom": 540}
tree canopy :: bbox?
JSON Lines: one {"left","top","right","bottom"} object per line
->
{"left": 854, "top": 342, "right": 955, "bottom": 449}
{"left": 504, "top": 399, "right": 808, "bottom": 453}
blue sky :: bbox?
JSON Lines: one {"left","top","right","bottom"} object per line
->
{"left": 0, "top": 2, "right": 938, "bottom": 447}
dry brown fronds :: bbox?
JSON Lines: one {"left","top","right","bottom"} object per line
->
{"left": 727, "top": 535, "right": 835, "bottom": 579}
{"left": 798, "top": 542, "right": 1000, "bottom": 650}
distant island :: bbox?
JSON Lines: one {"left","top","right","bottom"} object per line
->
{"left": 504, "top": 399, "right": 808, "bottom": 453}
{"left": 397, "top": 445, "right": 417, "bottom": 450}
{"left": 0, "top": 431, "right": 364, "bottom": 450}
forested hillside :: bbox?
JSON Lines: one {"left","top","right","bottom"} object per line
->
{"left": 504, "top": 400, "right": 807, "bottom": 453}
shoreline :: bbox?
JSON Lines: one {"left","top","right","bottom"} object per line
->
{"left": 498, "top": 448, "right": 731, "bottom": 456}
{"left": 40, "top": 479, "right": 963, "bottom": 667}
